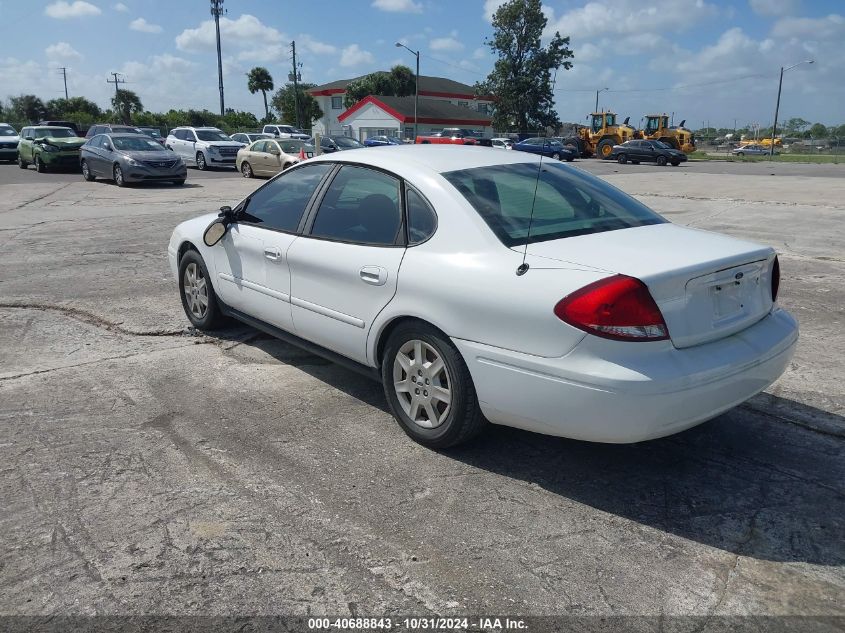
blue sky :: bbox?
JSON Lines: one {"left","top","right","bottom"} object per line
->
{"left": 1, "top": 0, "right": 843, "bottom": 127}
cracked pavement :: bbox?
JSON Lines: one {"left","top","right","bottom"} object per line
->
{"left": 0, "top": 162, "right": 843, "bottom": 620}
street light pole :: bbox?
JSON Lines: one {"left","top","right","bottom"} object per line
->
{"left": 595, "top": 87, "right": 608, "bottom": 112}
{"left": 771, "top": 59, "right": 814, "bottom": 156}
{"left": 210, "top": 0, "right": 226, "bottom": 116}
{"left": 396, "top": 42, "right": 419, "bottom": 140}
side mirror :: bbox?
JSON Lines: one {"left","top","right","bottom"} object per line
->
{"left": 203, "top": 219, "right": 227, "bottom": 247}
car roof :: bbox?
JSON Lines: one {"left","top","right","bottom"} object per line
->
{"left": 309, "top": 145, "right": 539, "bottom": 176}
{"left": 106, "top": 132, "right": 148, "bottom": 137}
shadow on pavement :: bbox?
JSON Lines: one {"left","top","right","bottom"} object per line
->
{"left": 217, "top": 329, "right": 845, "bottom": 566}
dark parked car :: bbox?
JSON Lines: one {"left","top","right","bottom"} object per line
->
{"left": 37, "top": 120, "right": 80, "bottom": 134}
{"left": 138, "top": 127, "right": 166, "bottom": 146}
{"left": 320, "top": 135, "right": 365, "bottom": 152}
{"left": 85, "top": 123, "right": 143, "bottom": 139}
{"left": 608, "top": 140, "right": 687, "bottom": 166}
{"left": 80, "top": 133, "right": 187, "bottom": 187}
{"left": 364, "top": 135, "right": 404, "bottom": 147}
{"left": 512, "top": 137, "right": 577, "bottom": 161}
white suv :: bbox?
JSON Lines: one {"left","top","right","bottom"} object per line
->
{"left": 262, "top": 124, "right": 310, "bottom": 141}
{"left": 165, "top": 127, "right": 245, "bottom": 170}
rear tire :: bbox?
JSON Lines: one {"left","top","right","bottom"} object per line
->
{"left": 617, "top": 154, "right": 627, "bottom": 164}
{"left": 551, "top": 152, "right": 561, "bottom": 160}
{"left": 178, "top": 250, "right": 225, "bottom": 331}
{"left": 81, "top": 160, "right": 95, "bottom": 181}
{"left": 656, "top": 155, "right": 668, "bottom": 166}
{"left": 381, "top": 322, "right": 486, "bottom": 449}
{"left": 18, "top": 155, "right": 28, "bottom": 169}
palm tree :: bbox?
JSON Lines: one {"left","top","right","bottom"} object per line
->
{"left": 247, "top": 67, "right": 274, "bottom": 118}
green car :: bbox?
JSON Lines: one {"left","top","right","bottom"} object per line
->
{"left": 18, "top": 125, "right": 86, "bottom": 172}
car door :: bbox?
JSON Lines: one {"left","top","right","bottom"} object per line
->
{"left": 85, "top": 135, "right": 105, "bottom": 175}
{"left": 287, "top": 164, "right": 406, "bottom": 363}
{"left": 264, "top": 140, "right": 284, "bottom": 175}
{"left": 211, "top": 162, "right": 333, "bottom": 331}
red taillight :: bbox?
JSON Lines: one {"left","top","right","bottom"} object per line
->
{"left": 771, "top": 256, "right": 780, "bottom": 303}
{"left": 554, "top": 275, "right": 669, "bottom": 342}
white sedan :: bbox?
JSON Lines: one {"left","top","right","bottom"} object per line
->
{"left": 168, "top": 146, "right": 798, "bottom": 448}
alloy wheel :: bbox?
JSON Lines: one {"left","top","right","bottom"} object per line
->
{"left": 183, "top": 262, "right": 208, "bottom": 319}
{"left": 392, "top": 339, "right": 452, "bottom": 429}
{"left": 114, "top": 165, "right": 124, "bottom": 186}
{"left": 241, "top": 162, "right": 252, "bottom": 178}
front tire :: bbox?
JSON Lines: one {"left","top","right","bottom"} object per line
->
{"left": 178, "top": 250, "right": 225, "bottom": 330}
{"left": 656, "top": 155, "right": 668, "bottom": 166}
{"left": 551, "top": 152, "right": 561, "bottom": 160}
{"left": 35, "top": 156, "right": 47, "bottom": 173}
{"left": 240, "top": 161, "right": 253, "bottom": 178}
{"left": 196, "top": 152, "right": 207, "bottom": 170}
{"left": 597, "top": 139, "right": 614, "bottom": 159}
{"left": 671, "top": 159, "right": 680, "bottom": 166}
{"left": 113, "top": 164, "right": 126, "bottom": 187}
{"left": 81, "top": 160, "right": 95, "bottom": 181}
{"left": 173, "top": 179, "right": 186, "bottom": 186}
{"left": 381, "top": 322, "right": 486, "bottom": 449}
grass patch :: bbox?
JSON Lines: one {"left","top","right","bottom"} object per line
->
{"left": 689, "top": 151, "right": 842, "bottom": 164}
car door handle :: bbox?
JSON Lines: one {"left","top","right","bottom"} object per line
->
{"left": 359, "top": 266, "right": 387, "bottom": 286}
{"left": 264, "top": 247, "right": 282, "bottom": 261}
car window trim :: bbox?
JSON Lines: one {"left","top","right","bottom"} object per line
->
{"left": 300, "top": 162, "right": 407, "bottom": 249}
{"left": 404, "top": 183, "right": 438, "bottom": 247}
{"left": 234, "top": 161, "right": 337, "bottom": 237}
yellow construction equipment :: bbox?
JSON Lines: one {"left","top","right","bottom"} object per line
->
{"left": 562, "top": 112, "right": 637, "bottom": 159}
{"left": 638, "top": 114, "right": 696, "bottom": 153}
{"left": 739, "top": 137, "right": 782, "bottom": 148}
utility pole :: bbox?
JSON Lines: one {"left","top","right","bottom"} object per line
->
{"left": 595, "top": 87, "right": 608, "bottom": 113}
{"left": 58, "top": 67, "right": 69, "bottom": 99}
{"left": 210, "top": 0, "right": 226, "bottom": 116}
{"left": 107, "top": 72, "right": 125, "bottom": 100}
{"left": 395, "top": 43, "right": 419, "bottom": 140}
{"left": 290, "top": 41, "right": 301, "bottom": 129}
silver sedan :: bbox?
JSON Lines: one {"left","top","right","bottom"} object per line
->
{"left": 80, "top": 133, "right": 188, "bottom": 186}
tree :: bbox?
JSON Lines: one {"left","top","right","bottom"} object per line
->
{"left": 784, "top": 117, "right": 809, "bottom": 135}
{"left": 246, "top": 67, "right": 274, "bottom": 118}
{"left": 111, "top": 89, "right": 143, "bottom": 124}
{"left": 270, "top": 83, "right": 323, "bottom": 128}
{"left": 9, "top": 95, "right": 46, "bottom": 122}
{"left": 808, "top": 123, "right": 828, "bottom": 139}
{"left": 344, "top": 65, "right": 416, "bottom": 107}
{"left": 46, "top": 96, "right": 102, "bottom": 119}
{"left": 476, "top": 0, "right": 573, "bottom": 131}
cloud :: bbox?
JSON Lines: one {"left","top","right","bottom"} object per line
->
{"left": 298, "top": 34, "right": 337, "bottom": 55}
{"left": 45, "top": 41, "right": 84, "bottom": 62}
{"left": 771, "top": 13, "right": 845, "bottom": 39}
{"left": 430, "top": 31, "right": 464, "bottom": 52}
{"left": 371, "top": 0, "right": 422, "bottom": 13}
{"left": 130, "top": 17, "right": 162, "bottom": 33}
{"left": 472, "top": 46, "right": 487, "bottom": 60}
{"left": 176, "top": 14, "right": 283, "bottom": 52}
{"left": 483, "top": 0, "right": 505, "bottom": 21}
{"left": 544, "top": 0, "right": 718, "bottom": 39}
{"left": 113, "top": 2, "right": 127, "bottom": 11}
{"left": 45, "top": 1, "right": 101, "bottom": 19}
{"left": 339, "top": 44, "right": 374, "bottom": 67}
{"left": 749, "top": 0, "right": 798, "bottom": 17}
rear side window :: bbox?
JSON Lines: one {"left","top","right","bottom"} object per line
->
{"left": 443, "top": 163, "right": 665, "bottom": 246}
{"left": 309, "top": 166, "right": 401, "bottom": 246}
{"left": 240, "top": 163, "right": 332, "bottom": 232}
{"left": 406, "top": 188, "right": 437, "bottom": 245}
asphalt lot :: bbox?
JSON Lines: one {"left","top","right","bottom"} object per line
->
{"left": 1, "top": 156, "right": 843, "bottom": 625}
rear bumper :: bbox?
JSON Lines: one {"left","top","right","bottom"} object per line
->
{"left": 453, "top": 308, "right": 798, "bottom": 443}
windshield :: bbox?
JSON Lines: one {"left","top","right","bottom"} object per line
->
{"left": 250, "top": 133, "right": 272, "bottom": 141}
{"left": 113, "top": 136, "right": 167, "bottom": 151}
{"left": 36, "top": 128, "right": 76, "bottom": 138}
{"left": 652, "top": 140, "right": 670, "bottom": 149}
{"left": 196, "top": 130, "right": 231, "bottom": 142}
{"left": 335, "top": 136, "right": 362, "bottom": 147}
{"left": 140, "top": 128, "right": 162, "bottom": 138}
{"left": 443, "top": 162, "right": 666, "bottom": 247}
{"left": 0, "top": 126, "right": 17, "bottom": 136}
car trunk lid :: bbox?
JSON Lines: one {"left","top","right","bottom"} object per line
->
{"left": 518, "top": 223, "right": 776, "bottom": 348}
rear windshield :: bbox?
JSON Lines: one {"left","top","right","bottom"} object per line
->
{"left": 442, "top": 162, "right": 666, "bottom": 247}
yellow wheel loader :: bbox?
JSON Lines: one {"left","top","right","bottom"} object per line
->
{"left": 561, "top": 112, "right": 637, "bottom": 159}
{"left": 638, "top": 115, "right": 696, "bottom": 153}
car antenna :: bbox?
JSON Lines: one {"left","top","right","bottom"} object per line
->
{"left": 517, "top": 138, "right": 546, "bottom": 276}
